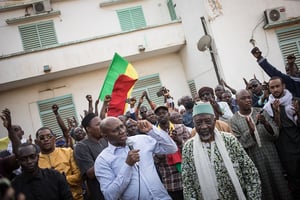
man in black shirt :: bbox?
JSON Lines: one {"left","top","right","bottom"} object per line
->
{"left": 74, "top": 113, "right": 107, "bottom": 200}
{"left": 12, "top": 143, "right": 73, "bottom": 200}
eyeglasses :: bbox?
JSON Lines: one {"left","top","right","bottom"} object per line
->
{"left": 38, "top": 134, "right": 53, "bottom": 141}
{"left": 248, "top": 84, "right": 258, "bottom": 90}
{"left": 200, "top": 92, "right": 211, "bottom": 97}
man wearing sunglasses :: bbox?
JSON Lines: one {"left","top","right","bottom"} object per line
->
{"left": 248, "top": 79, "right": 268, "bottom": 108}
{"left": 35, "top": 127, "right": 83, "bottom": 200}
{"left": 251, "top": 47, "right": 300, "bottom": 98}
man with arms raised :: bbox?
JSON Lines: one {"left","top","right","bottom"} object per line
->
{"left": 230, "top": 89, "right": 292, "bottom": 199}
{"left": 263, "top": 76, "right": 300, "bottom": 199}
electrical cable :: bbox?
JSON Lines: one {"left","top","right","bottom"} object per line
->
{"left": 137, "top": 164, "right": 140, "bottom": 200}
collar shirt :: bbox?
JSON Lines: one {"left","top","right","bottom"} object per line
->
{"left": 12, "top": 168, "right": 73, "bottom": 200}
{"left": 94, "top": 126, "right": 177, "bottom": 200}
{"left": 39, "top": 147, "right": 83, "bottom": 200}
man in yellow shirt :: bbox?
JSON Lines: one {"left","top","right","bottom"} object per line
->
{"left": 35, "top": 127, "right": 83, "bottom": 200}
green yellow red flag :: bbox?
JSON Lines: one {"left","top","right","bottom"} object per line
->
{"left": 99, "top": 53, "right": 138, "bottom": 116}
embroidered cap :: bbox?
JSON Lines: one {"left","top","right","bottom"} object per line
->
{"left": 192, "top": 102, "right": 215, "bottom": 117}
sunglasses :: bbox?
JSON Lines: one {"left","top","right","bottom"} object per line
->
{"left": 38, "top": 134, "right": 54, "bottom": 141}
{"left": 248, "top": 84, "right": 258, "bottom": 90}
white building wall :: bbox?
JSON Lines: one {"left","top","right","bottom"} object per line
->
{"left": 175, "top": 0, "right": 300, "bottom": 91}
{"left": 0, "top": 53, "right": 187, "bottom": 138}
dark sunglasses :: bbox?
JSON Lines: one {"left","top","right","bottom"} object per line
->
{"left": 248, "top": 84, "right": 258, "bottom": 90}
{"left": 38, "top": 134, "right": 54, "bottom": 141}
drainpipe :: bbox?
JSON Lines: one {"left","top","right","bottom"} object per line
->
{"left": 200, "top": 16, "right": 221, "bottom": 84}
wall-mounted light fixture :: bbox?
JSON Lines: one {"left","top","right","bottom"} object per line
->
{"left": 138, "top": 44, "right": 145, "bottom": 52}
{"left": 43, "top": 65, "right": 51, "bottom": 73}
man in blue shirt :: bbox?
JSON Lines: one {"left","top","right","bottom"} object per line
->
{"left": 94, "top": 117, "right": 177, "bottom": 200}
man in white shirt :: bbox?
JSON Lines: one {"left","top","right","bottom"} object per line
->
{"left": 94, "top": 117, "right": 177, "bottom": 200}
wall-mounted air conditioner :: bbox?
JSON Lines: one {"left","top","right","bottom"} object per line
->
{"left": 264, "top": 7, "right": 287, "bottom": 25}
{"left": 32, "top": 0, "right": 52, "bottom": 14}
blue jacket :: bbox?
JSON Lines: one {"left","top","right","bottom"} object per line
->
{"left": 258, "top": 58, "right": 300, "bottom": 98}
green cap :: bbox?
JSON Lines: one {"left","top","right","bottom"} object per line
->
{"left": 192, "top": 103, "right": 215, "bottom": 117}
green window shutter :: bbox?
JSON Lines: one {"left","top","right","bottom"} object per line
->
{"left": 37, "top": 94, "right": 77, "bottom": 137}
{"left": 131, "top": 7, "right": 146, "bottom": 29}
{"left": 188, "top": 80, "right": 197, "bottom": 97}
{"left": 117, "top": 6, "right": 146, "bottom": 31}
{"left": 131, "top": 74, "right": 164, "bottom": 108}
{"left": 37, "top": 21, "right": 58, "bottom": 47}
{"left": 276, "top": 26, "right": 300, "bottom": 67}
{"left": 167, "top": 0, "right": 177, "bottom": 21}
{"left": 19, "top": 25, "right": 40, "bottom": 50}
{"left": 19, "top": 20, "right": 58, "bottom": 51}
{"left": 117, "top": 10, "right": 133, "bottom": 31}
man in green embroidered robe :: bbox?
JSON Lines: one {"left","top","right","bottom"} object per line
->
{"left": 182, "top": 103, "right": 261, "bottom": 200}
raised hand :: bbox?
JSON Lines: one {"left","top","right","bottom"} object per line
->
{"left": 170, "top": 127, "right": 183, "bottom": 145}
{"left": 256, "top": 112, "right": 266, "bottom": 125}
{"left": 86, "top": 94, "right": 92, "bottom": 102}
{"left": 137, "top": 120, "right": 153, "bottom": 133}
{"left": 104, "top": 95, "right": 111, "bottom": 103}
{"left": 52, "top": 104, "right": 59, "bottom": 115}
{"left": 245, "top": 116, "right": 255, "bottom": 135}
{"left": 28, "top": 135, "right": 32, "bottom": 144}
{"left": 251, "top": 47, "right": 262, "bottom": 60}
{"left": 272, "top": 99, "right": 281, "bottom": 114}
{"left": 1, "top": 108, "right": 11, "bottom": 129}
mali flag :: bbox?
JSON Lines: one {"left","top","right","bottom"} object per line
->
{"left": 99, "top": 53, "right": 138, "bottom": 116}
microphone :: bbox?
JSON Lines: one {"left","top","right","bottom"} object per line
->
{"left": 126, "top": 139, "right": 139, "bottom": 167}
{"left": 126, "top": 139, "right": 134, "bottom": 150}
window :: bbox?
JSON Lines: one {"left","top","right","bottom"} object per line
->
{"left": 188, "top": 80, "right": 197, "bottom": 98}
{"left": 19, "top": 20, "right": 58, "bottom": 51}
{"left": 117, "top": 6, "right": 146, "bottom": 31}
{"left": 37, "top": 94, "right": 77, "bottom": 137}
{"left": 276, "top": 26, "right": 300, "bottom": 67}
{"left": 167, "top": 0, "right": 177, "bottom": 21}
{"left": 131, "top": 74, "right": 165, "bottom": 108}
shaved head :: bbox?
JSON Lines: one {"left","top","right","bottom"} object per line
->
{"left": 100, "top": 117, "right": 120, "bottom": 134}
{"left": 236, "top": 89, "right": 250, "bottom": 99}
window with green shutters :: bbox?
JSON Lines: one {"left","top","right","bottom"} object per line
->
{"left": 37, "top": 94, "right": 77, "bottom": 137}
{"left": 131, "top": 74, "right": 165, "bottom": 108}
{"left": 117, "top": 6, "right": 146, "bottom": 31}
{"left": 167, "top": 0, "right": 177, "bottom": 21}
{"left": 276, "top": 26, "right": 300, "bottom": 67}
{"left": 19, "top": 20, "right": 58, "bottom": 51}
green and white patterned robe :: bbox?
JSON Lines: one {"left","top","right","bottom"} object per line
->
{"left": 182, "top": 132, "right": 261, "bottom": 200}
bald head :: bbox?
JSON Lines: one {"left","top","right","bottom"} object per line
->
{"left": 236, "top": 89, "right": 250, "bottom": 99}
{"left": 100, "top": 117, "right": 120, "bottom": 133}
{"left": 100, "top": 116, "right": 127, "bottom": 146}
{"left": 236, "top": 89, "right": 252, "bottom": 111}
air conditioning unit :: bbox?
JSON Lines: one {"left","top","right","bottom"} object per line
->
{"left": 264, "top": 7, "right": 287, "bottom": 25}
{"left": 32, "top": 0, "right": 52, "bottom": 14}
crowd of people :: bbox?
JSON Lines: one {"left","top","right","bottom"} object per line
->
{"left": 0, "top": 47, "right": 300, "bottom": 200}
